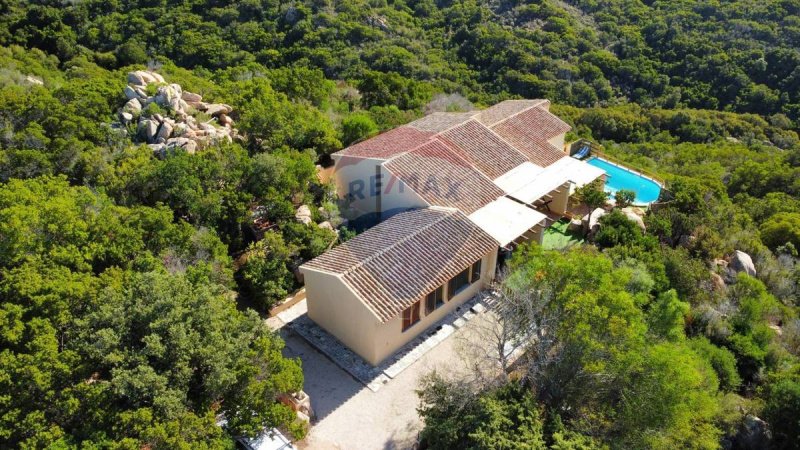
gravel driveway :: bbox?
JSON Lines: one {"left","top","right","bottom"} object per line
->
{"left": 275, "top": 306, "right": 501, "bottom": 449}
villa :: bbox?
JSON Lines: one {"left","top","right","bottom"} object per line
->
{"left": 300, "top": 99, "right": 607, "bottom": 366}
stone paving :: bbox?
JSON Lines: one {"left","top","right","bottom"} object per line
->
{"left": 282, "top": 291, "right": 496, "bottom": 392}
{"left": 268, "top": 289, "right": 507, "bottom": 449}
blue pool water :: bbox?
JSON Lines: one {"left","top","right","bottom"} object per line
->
{"left": 586, "top": 157, "right": 661, "bottom": 204}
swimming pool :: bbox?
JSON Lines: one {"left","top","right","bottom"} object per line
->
{"left": 586, "top": 157, "right": 661, "bottom": 205}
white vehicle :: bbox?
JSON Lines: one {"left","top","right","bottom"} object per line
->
{"left": 236, "top": 428, "right": 296, "bottom": 450}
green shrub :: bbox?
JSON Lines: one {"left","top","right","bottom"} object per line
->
{"left": 614, "top": 189, "right": 636, "bottom": 208}
{"left": 690, "top": 337, "right": 742, "bottom": 392}
{"left": 340, "top": 112, "right": 378, "bottom": 146}
{"left": 761, "top": 212, "right": 800, "bottom": 251}
{"left": 237, "top": 232, "right": 293, "bottom": 309}
{"left": 595, "top": 210, "right": 644, "bottom": 248}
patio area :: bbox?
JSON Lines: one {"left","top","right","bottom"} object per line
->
{"left": 268, "top": 296, "right": 504, "bottom": 449}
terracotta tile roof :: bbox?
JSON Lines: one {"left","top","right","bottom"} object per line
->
{"left": 473, "top": 99, "right": 548, "bottom": 127}
{"left": 438, "top": 120, "right": 528, "bottom": 179}
{"left": 406, "top": 112, "right": 474, "bottom": 132}
{"left": 384, "top": 140, "right": 505, "bottom": 215}
{"left": 495, "top": 104, "right": 571, "bottom": 139}
{"left": 492, "top": 134, "right": 566, "bottom": 167}
{"left": 334, "top": 126, "right": 435, "bottom": 159}
{"left": 302, "top": 208, "right": 498, "bottom": 322}
{"left": 491, "top": 107, "right": 570, "bottom": 167}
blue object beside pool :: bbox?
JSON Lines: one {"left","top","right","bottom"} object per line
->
{"left": 586, "top": 157, "right": 661, "bottom": 205}
{"left": 573, "top": 145, "right": 590, "bottom": 159}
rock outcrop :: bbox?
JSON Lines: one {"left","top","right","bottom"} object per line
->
{"left": 115, "top": 70, "right": 239, "bottom": 157}
{"left": 710, "top": 272, "right": 726, "bottom": 292}
{"left": 730, "top": 250, "right": 757, "bottom": 277}
{"left": 295, "top": 205, "right": 312, "bottom": 225}
{"left": 621, "top": 207, "right": 646, "bottom": 231}
{"left": 583, "top": 207, "right": 607, "bottom": 233}
{"left": 735, "top": 415, "right": 771, "bottom": 450}
{"left": 23, "top": 75, "right": 44, "bottom": 86}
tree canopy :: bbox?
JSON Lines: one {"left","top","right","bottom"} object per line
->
{"left": 0, "top": 0, "right": 799, "bottom": 447}
{"left": 0, "top": 177, "right": 303, "bottom": 447}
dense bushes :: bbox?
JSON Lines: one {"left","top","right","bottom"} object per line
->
{"left": 3, "top": 0, "right": 800, "bottom": 119}
{"left": 0, "top": 177, "right": 304, "bottom": 446}
{"left": 1, "top": 0, "right": 799, "bottom": 447}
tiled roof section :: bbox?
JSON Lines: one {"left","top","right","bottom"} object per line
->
{"left": 438, "top": 120, "right": 528, "bottom": 179}
{"left": 473, "top": 99, "right": 548, "bottom": 127}
{"left": 406, "top": 112, "right": 474, "bottom": 132}
{"left": 303, "top": 208, "right": 448, "bottom": 274}
{"left": 384, "top": 140, "right": 505, "bottom": 215}
{"left": 499, "top": 105, "right": 571, "bottom": 139}
{"left": 303, "top": 208, "right": 498, "bottom": 322}
{"left": 334, "top": 126, "right": 435, "bottom": 159}
{"left": 491, "top": 107, "right": 571, "bottom": 167}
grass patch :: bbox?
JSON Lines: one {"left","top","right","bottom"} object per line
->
{"left": 542, "top": 219, "right": 585, "bottom": 250}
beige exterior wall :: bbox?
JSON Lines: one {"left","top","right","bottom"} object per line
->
{"left": 548, "top": 132, "right": 567, "bottom": 153}
{"left": 302, "top": 249, "right": 499, "bottom": 366}
{"left": 371, "top": 250, "right": 498, "bottom": 365}
{"left": 301, "top": 268, "right": 383, "bottom": 364}
{"left": 551, "top": 181, "right": 571, "bottom": 215}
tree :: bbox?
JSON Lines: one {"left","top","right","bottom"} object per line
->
{"left": 762, "top": 367, "right": 800, "bottom": 449}
{"left": 340, "top": 113, "right": 378, "bottom": 146}
{"left": 615, "top": 342, "right": 721, "bottom": 450}
{"left": 238, "top": 232, "right": 294, "bottom": 309}
{"left": 761, "top": 212, "right": 800, "bottom": 251}
{"left": 246, "top": 149, "right": 317, "bottom": 219}
{"left": 614, "top": 189, "right": 636, "bottom": 208}
{"left": 574, "top": 180, "right": 608, "bottom": 224}
{"left": 116, "top": 41, "right": 147, "bottom": 66}
{"left": 594, "top": 209, "right": 645, "bottom": 248}
{"left": 690, "top": 337, "right": 742, "bottom": 392}
{"left": 417, "top": 374, "right": 546, "bottom": 450}
{"left": 230, "top": 78, "right": 340, "bottom": 154}
{"left": 357, "top": 70, "right": 433, "bottom": 110}
{"left": 0, "top": 177, "right": 303, "bottom": 447}
{"left": 420, "top": 246, "right": 725, "bottom": 448}
{"left": 647, "top": 289, "right": 689, "bottom": 342}
{"left": 126, "top": 143, "right": 254, "bottom": 247}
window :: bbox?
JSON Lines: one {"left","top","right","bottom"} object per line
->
{"left": 402, "top": 302, "right": 420, "bottom": 331}
{"left": 447, "top": 259, "right": 484, "bottom": 300}
{"left": 425, "top": 286, "right": 444, "bottom": 315}
{"left": 448, "top": 268, "right": 470, "bottom": 299}
{"left": 471, "top": 259, "right": 482, "bottom": 283}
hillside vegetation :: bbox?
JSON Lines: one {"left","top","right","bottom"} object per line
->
{"left": 0, "top": 0, "right": 799, "bottom": 448}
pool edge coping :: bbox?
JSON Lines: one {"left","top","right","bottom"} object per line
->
{"left": 587, "top": 156, "right": 664, "bottom": 188}
{"left": 586, "top": 156, "right": 663, "bottom": 206}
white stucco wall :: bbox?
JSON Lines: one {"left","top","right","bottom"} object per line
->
{"left": 378, "top": 164, "right": 429, "bottom": 217}
{"left": 331, "top": 156, "right": 429, "bottom": 220}
{"left": 331, "top": 155, "right": 384, "bottom": 219}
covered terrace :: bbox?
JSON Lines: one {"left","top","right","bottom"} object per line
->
{"left": 496, "top": 157, "right": 606, "bottom": 221}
